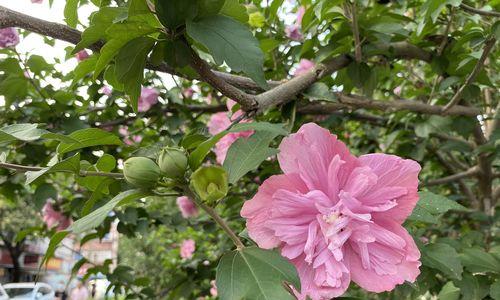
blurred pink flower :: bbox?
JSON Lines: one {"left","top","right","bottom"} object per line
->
{"left": 285, "top": 6, "right": 306, "bottom": 41}
{"left": 101, "top": 86, "right": 112, "bottom": 96}
{"left": 0, "top": 28, "right": 20, "bottom": 48}
{"left": 31, "top": 0, "right": 43, "bottom": 3}
{"left": 207, "top": 100, "right": 253, "bottom": 164}
{"left": 294, "top": 59, "right": 315, "bottom": 77}
{"left": 75, "top": 50, "right": 89, "bottom": 62}
{"left": 393, "top": 86, "right": 402, "bottom": 96}
{"left": 42, "top": 201, "right": 71, "bottom": 231}
{"left": 182, "top": 87, "right": 194, "bottom": 98}
{"left": 119, "top": 126, "right": 142, "bottom": 145}
{"left": 241, "top": 123, "right": 421, "bottom": 299}
{"left": 138, "top": 87, "right": 159, "bottom": 112}
{"left": 176, "top": 196, "right": 199, "bottom": 218}
{"left": 180, "top": 239, "right": 196, "bottom": 259}
{"left": 210, "top": 280, "right": 218, "bottom": 297}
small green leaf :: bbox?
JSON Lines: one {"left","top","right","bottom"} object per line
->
{"left": 422, "top": 243, "right": 463, "bottom": 279}
{"left": 40, "top": 231, "right": 70, "bottom": 269}
{"left": 25, "top": 153, "right": 81, "bottom": 184}
{"left": 70, "top": 189, "right": 149, "bottom": 234}
{"left": 223, "top": 131, "right": 280, "bottom": 184}
{"left": 64, "top": 0, "right": 79, "bottom": 28}
{"left": 303, "top": 82, "right": 337, "bottom": 102}
{"left": 71, "top": 55, "right": 98, "bottom": 87}
{"left": 34, "top": 183, "right": 58, "bottom": 210}
{"left": 408, "top": 191, "right": 466, "bottom": 223}
{"left": 154, "top": 0, "right": 198, "bottom": 30}
{"left": 57, "top": 128, "right": 122, "bottom": 154}
{"left": 491, "top": 281, "right": 500, "bottom": 300}
{"left": 0, "top": 123, "right": 48, "bottom": 145}
{"left": 115, "top": 37, "right": 155, "bottom": 111}
{"left": 438, "top": 281, "right": 460, "bottom": 300}
{"left": 220, "top": 0, "right": 248, "bottom": 23}
{"left": 216, "top": 247, "right": 300, "bottom": 300}
{"left": 187, "top": 15, "right": 267, "bottom": 88}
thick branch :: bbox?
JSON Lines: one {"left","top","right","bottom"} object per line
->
{"left": 298, "top": 93, "right": 481, "bottom": 117}
{"left": 442, "top": 38, "right": 496, "bottom": 112}
{"left": 0, "top": 162, "right": 124, "bottom": 179}
{"left": 459, "top": 3, "right": 500, "bottom": 17}
{"left": 423, "top": 167, "right": 480, "bottom": 186}
{"left": 188, "top": 46, "right": 258, "bottom": 111}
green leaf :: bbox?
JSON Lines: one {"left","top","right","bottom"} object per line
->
{"left": 64, "top": 0, "right": 79, "bottom": 28}
{"left": 115, "top": 37, "right": 155, "bottom": 111}
{"left": 154, "top": 0, "right": 198, "bottom": 30}
{"left": 187, "top": 15, "right": 267, "bottom": 89}
{"left": 73, "top": 7, "right": 127, "bottom": 53}
{"left": 197, "top": 0, "right": 226, "bottom": 18}
{"left": 26, "top": 55, "right": 52, "bottom": 75}
{"left": 71, "top": 54, "right": 98, "bottom": 87}
{"left": 94, "top": 20, "right": 158, "bottom": 78}
{"left": 408, "top": 191, "right": 466, "bottom": 223}
{"left": 34, "top": 183, "right": 58, "bottom": 210}
{"left": 422, "top": 243, "right": 463, "bottom": 279}
{"left": 453, "top": 273, "right": 489, "bottom": 300}
{"left": 57, "top": 128, "right": 122, "bottom": 154}
{"left": 0, "top": 75, "right": 28, "bottom": 106}
{"left": 40, "top": 231, "right": 70, "bottom": 269}
{"left": 438, "top": 281, "right": 460, "bottom": 300}
{"left": 460, "top": 248, "right": 500, "bottom": 274}
{"left": 25, "top": 153, "right": 81, "bottom": 184}
{"left": 220, "top": 0, "right": 248, "bottom": 23}
{"left": 216, "top": 247, "right": 300, "bottom": 300}
{"left": 0, "top": 124, "right": 48, "bottom": 145}
{"left": 491, "top": 281, "right": 500, "bottom": 300}
{"left": 163, "top": 40, "right": 192, "bottom": 68}
{"left": 70, "top": 189, "right": 149, "bottom": 234}
{"left": 223, "top": 131, "right": 280, "bottom": 184}
{"left": 230, "top": 122, "right": 288, "bottom": 136}
{"left": 303, "top": 82, "right": 337, "bottom": 101}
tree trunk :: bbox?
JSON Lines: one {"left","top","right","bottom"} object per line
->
{"left": 9, "top": 249, "right": 22, "bottom": 282}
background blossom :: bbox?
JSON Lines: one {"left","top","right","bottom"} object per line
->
{"left": 176, "top": 196, "right": 199, "bottom": 218}
{"left": 42, "top": 201, "right": 71, "bottom": 231}
{"left": 138, "top": 87, "right": 159, "bottom": 112}
{"left": 0, "top": 28, "right": 20, "bottom": 48}
{"left": 180, "top": 239, "right": 196, "bottom": 259}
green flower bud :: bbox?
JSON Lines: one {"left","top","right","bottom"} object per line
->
{"left": 157, "top": 146, "right": 188, "bottom": 178}
{"left": 190, "top": 166, "right": 228, "bottom": 206}
{"left": 123, "top": 157, "right": 161, "bottom": 188}
{"left": 249, "top": 12, "right": 265, "bottom": 28}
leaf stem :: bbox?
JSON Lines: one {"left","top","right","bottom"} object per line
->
{"left": 0, "top": 162, "right": 124, "bottom": 179}
{"left": 183, "top": 187, "right": 245, "bottom": 250}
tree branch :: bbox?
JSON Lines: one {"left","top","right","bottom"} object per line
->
{"left": 344, "top": 2, "right": 362, "bottom": 62}
{"left": 442, "top": 38, "right": 496, "bottom": 113}
{"left": 423, "top": 166, "right": 480, "bottom": 186}
{"left": 459, "top": 3, "right": 500, "bottom": 17}
{"left": 298, "top": 93, "right": 481, "bottom": 117}
{"left": 0, "top": 162, "right": 124, "bottom": 179}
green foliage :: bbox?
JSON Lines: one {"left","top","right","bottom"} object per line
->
{"left": 216, "top": 247, "right": 300, "bottom": 300}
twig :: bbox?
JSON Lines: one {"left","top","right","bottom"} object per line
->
{"left": 423, "top": 166, "right": 479, "bottom": 186}
{"left": 442, "top": 38, "right": 496, "bottom": 113}
{"left": 0, "top": 162, "right": 124, "bottom": 179}
{"left": 13, "top": 49, "right": 46, "bottom": 100}
{"left": 460, "top": 3, "right": 500, "bottom": 17}
{"left": 437, "top": 8, "right": 454, "bottom": 56}
{"left": 298, "top": 93, "right": 480, "bottom": 117}
{"left": 344, "top": 2, "right": 362, "bottom": 62}
{"left": 183, "top": 188, "right": 245, "bottom": 250}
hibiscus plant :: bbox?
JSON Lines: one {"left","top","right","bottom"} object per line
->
{"left": 0, "top": 0, "right": 499, "bottom": 299}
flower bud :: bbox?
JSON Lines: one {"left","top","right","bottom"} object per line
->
{"left": 190, "top": 166, "right": 228, "bottom": 206}
{"left": 157, "top": 146, "right": 188, "bottom": 178}
{"left": 123, "top": 157, "right": 161, "bottom": 188}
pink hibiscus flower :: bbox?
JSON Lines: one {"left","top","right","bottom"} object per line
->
{"left": 207, "top": 100, "right": 253, "bottom": 164}
{"left": 176, "top": 196, "right": 199, "bottom": 218}
{"left": 42, "top": 201, "right": 71, "bottom": 231}
{"left": 241, "top": 123, "right": 421, "bottom": 300}
{"left": 0, "top": 28, "right": 20, "bottom": 48}
{"left": 100, "top": 86, "right": 112, "bottom": 96}
{"left": 294, "top": 59, "right": 315, "bottom": 77}
{"left": 75, "top": 50, "right": 89, "bottom": 62}
{"left": 182, "top": 87, "right": 194, "bottom": 98}
{"left": 138, "top": 87, "right": 159, "bottom": 112}
{"left": 180, "top": 239, "right": 196, "bottom": 259}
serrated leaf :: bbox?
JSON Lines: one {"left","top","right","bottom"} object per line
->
{"left": 223, "top": 131, "right": 280, "bottom": 184}
{"left": 71, "top": 55, "right": 98, "bottom": 87}
{"left": 422, "top": 243, "right": 463, "bottom": 279}
{"left": 408, "top": 191, "right": 466, "bottom": 223}
{"left": 70, "top": 189, "right": 149, "bottom": 234}
{"left": 64, "top": 0, "right": 79, "bottom": 28}
{"left": 187, "top": 15, "right": 267, "bottom": 89}
{"left": 216, "top": 247, "right": 300, "bottom": 300}
{"left": 57, "top": 128, "right": 122, "bottom": 154}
